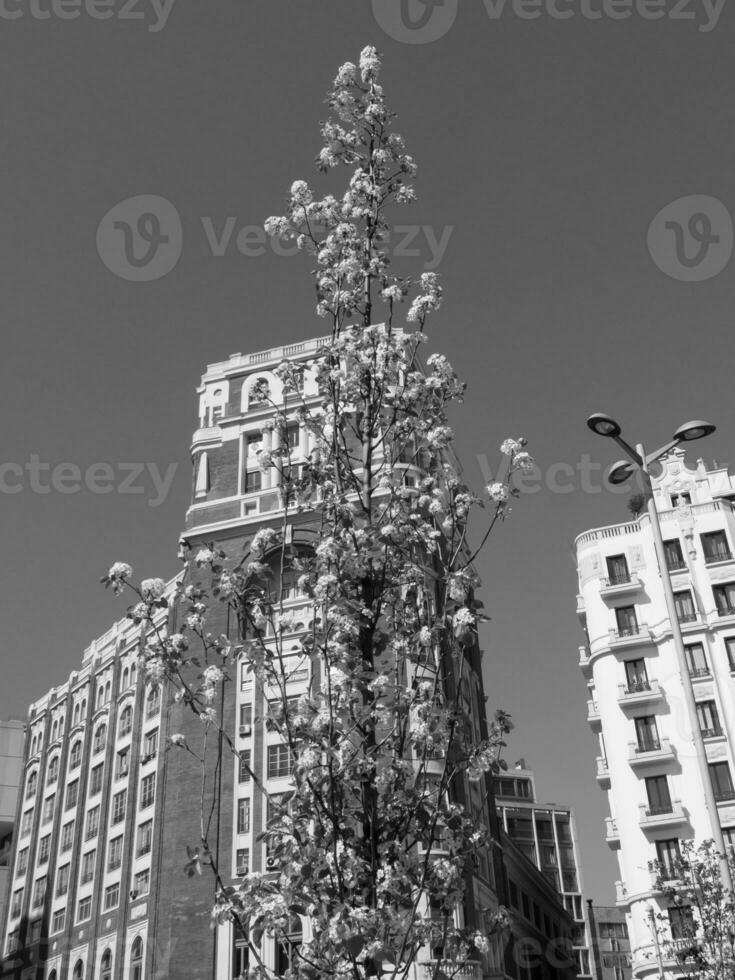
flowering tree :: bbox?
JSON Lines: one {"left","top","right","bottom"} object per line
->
{"left": 103, "top": 46, "right": 534, "bottom": 980}
{"left": 648, "top": 839, "right": 735, "bottom": 980}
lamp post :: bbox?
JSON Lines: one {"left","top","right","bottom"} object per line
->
{"left": 586, "top": 413, "right": 732, "bottom": 892}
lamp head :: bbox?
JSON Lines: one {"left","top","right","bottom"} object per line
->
{"left": 608, "top": 460, "right": 636, "bottom": 486}
{"left": 673, "top": 420, "right": 716, "bottom": 442}
{"left": 587, "top": 413, "right": 622, "bottom": 438}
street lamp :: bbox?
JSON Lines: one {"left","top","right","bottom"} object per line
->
{"left": 586, "top": 413, "right": 733, "bottom": 892}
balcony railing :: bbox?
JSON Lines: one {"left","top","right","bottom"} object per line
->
{"left": 635, "top": 737, "right": 661, "bottom": 754}
{"left": 714, "top": 788, "right": 735, "bottom": 802}
{"left": 705, "top": 551, "right": 733, "bottom": 565}
{"left": 639, "top": 799, "right": 685, "bottom": 827}
{"left": 628, "top": 737, "right": 675, "bottom": 767}
{"left": 601, "top": 573, "right": 632, "bottom": 587}
{"left": 689, "top": 666, "right": 711, "bottom": 678}
{"left": 605, "top": 817, "right": 619, "bottom": 844}
{"left": 716, "top": 605, "right": 735, "bottom": 618}
{"left": 418, "top": 961, "right": 482, "bottom": 980}
{"left": 701, "top": 727, "right": 724, "bottom": 739}
{"left": 611, "top": 625, "right": 642, "bottom": 640}
{"left": 677, "top": 612, "right": 698, "bottom": 624}
{"left": 618, "top": 680, "right": 664, "bottom": 709}
{"left": 666, "top": 559, "right": 688, "bottom": 572}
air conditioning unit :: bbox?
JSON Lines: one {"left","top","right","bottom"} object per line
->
{"left": 265, "top": 856, "right": 276, "bottom": 870}
{"left": 239, "top": 725, "right": 251, "bottom": 736}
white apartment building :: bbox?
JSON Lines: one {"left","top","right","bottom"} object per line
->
{"left": 576, "top": 448, "right": 735, "bottom": 979}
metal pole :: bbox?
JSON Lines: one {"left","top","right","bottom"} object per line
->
{"left": 638, "top": 442, "right": 733, "bottom": 891}
{"left": 648, "top": 905, "right": 666, "bottom": 980}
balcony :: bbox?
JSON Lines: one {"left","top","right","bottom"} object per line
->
{"left": 716, "top": 604, "right": 735, "bottom": 618}
{"left": 587, "top": 699, "right": 601, "bottom": 728}
{"left": 617, "top": 680, "right": 664, "bottom": 710}
{"left": 677, "top": 612, "right": 699, "bottom": 625}
{"left": 666, "top": 558, "right": 688, "bottom": 573}
{"left": 639, "top": 799, "right": 686, "bottom": 829}
{"left": 418, "top": 962, "right": 482, "bottom": 980}
{"left": 579, "top": 644, "right": 591, "bottom": 669}
{"left": 596, "top": 756, "right": 610, "bottom": 787}
{"left": 714, "top": 788, "right": 735, "bottom": 803}
{"left": 705, "top": 550, "right": 733, "bottom": 566}
{"left": 599, "top": 573, "right": 643, "bottom": 598}
{"left": 605, "top": 817, "right": 620, "bottom": 847}
{"left": 689, "top": 666, "right": 711, "bottom": 680}
{"left": 608, "top": 624, "right": 649, "bottom": 649}
{"left": 615, "top": 880, "right": 628, "bottom": 905}
{"left": 701, "top": 727, "right": 724, "bottom": 740}
{"left": 628, "top": 737, "right": 676, "bottom": 769}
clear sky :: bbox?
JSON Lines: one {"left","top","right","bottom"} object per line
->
{"left": 2, "top": 0, "right": 734, "bottom": 905}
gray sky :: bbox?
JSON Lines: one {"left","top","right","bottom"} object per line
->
{"left": 2, "top": 0, "right": 734, "bottom": 904}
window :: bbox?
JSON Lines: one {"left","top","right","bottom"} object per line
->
{"left": 86, "top": 805, "right": 100, "bottom": 839}
{"left": 90, "top": 763, "right": 104, "bottom": 795}
{"left": 61, "top": 821, "right": 74, "bottom": 852}
{"left": 38, "top": 835, "right": 50, "bottom": 864}
{"left": 51, "top": 908, "right": 65, "bottom": 933}
{"left": 233, "top": 939, "right": 250, "bottom": 979}
{"left": 20, "top": 809, "right": 33, "bottom": 835}
{"left": 69, "top": 741, "right": 82, "bottom": 769}
{"left": 663, "top": 538, "right": 686, "bottom": 571}
{"left": 42, "top": 794, "right": 55, "bottom": 823}
{"left": 697, "top": 700, "right": 722, "bottom": 738}
{"left": 111, "top": 789, "right": 126, "bottom": 823}
{"left": 146, "top": 687, "right": 161, "bottom": 718}
{"left": 615, "top": 605, "right": 638, "bottom": 637}
{"left": 644, "top": 775, "right": 672, "bottom": 815}
{"left": 140, "top": 773, "right": 156, "bottom": 809}
{"left": 116, "top": 748, "right": 130, "bottom": 779}
{"left": 275, "top": 916, "right": 303, "bottom": 977}
{"left": 94, "top": 724, "right": 107, "bottom": 753}
{"left": 606, "top": 554, "right": 630, "bottom": 585}
{"left": 10, "top": 888, "right": 22, "bottom": 918}
{"left": 239, "top": 750, "right": 251, "bottom": 782}
{"left": 133, "top": 868, "right": 150, "bottom": 898}
{"left": 16, "top": 846, "right": 28, "bottom": 875}
{"left": 131, "top": 937, "right": 144, "bottom": 980}
{"left": 81, "top": 848, "right": 96, "bottom": 884}
{"left": 244, "top": 470, "right": 262, "bottom": 493}
{"left": 26, "top": 770, "right": 38, "bottom": 799}
{"left": 267, "top": 743, "right": 293, "bottom": 779}
{"left": 674, "top": 590, "right": 696, "bottom": 623}
{"left": 669, "top": 905, "right": 695, "bottom": 940}
{"left": 66, "top": 779, "right": 79, "bottom": 810}
{"left": 143, "top": 728, "right": 158, "bottom": 761}
{"left": 726, "top": 637, "right": 735, "bottom": 671}
{"left": 710, "top": 761, "right": 735, "bottom": 801}
{"left": 48, "top": 755, "right": 59, "bottom": 784}
{"left": 73, "top": 960, "right": 84, "bottom": 980}
{"left": 625, "top": 659, "right": 648, "bottom": 692}
{"left": 671, "top": 492, "right": 691, "bottom": 508}
{"left": 714, "top": 583, "right": 735, "bottom": 616}
{"left": 656, "top": 839, "right": 681, "bottom": 879}
{"left": 702, "top": 530, "right": 731, "bottom": 563}
{"left": 239, "top": 703, "right": 253, "bottom": 730}
{"left": 119, "top": 705, "right": 133, "bottom": 736}
{"left": 104, "top": 883, "right": 120, "bottom": 910}
{"left": 685, "top": 642, "right": 708, "bottom": 677}
{"left": 137, "top": 820, "right": 153, "bottom": 856}
{"left": 246, "top": 432, "right": 263, "bottom": 455}
{"left": 236, "top": 848, "right": 249, "bottom": 875}
{"left": 56, "top": 864, "right": 70, "bottom": 896}
{"left": 32, "top": 875, "right": 46, "bottom": 908}
{"left": 77, "top": 896, "right": 92, "bottom": 922}
{"left": 237, "top": 798, "right": 251, "bottom": 834}
{"left": 108, "top": 835, "right": 123, "bottom": 871}
{"left": 635, "top": 716, "right": 660, "bottom": 753}
{"left": 100, "top": 948, "right": 113, "bottom": 980}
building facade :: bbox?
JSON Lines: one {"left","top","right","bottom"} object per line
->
{"left": 585, "top": 904, "right": 631, "bottom": 980}
{"left": 2, "top": 332, "right": 576, "bottom": 979}
{"left": 576, "top": 449, "right": 735, "bottom": 979}
{"left": 495, "top": 764, "right": 590, "bottom": 980}
{"left": 0, "top": 721, "right": 24, "bottom": 948}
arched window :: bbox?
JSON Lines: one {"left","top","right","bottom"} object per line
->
{"left": 97, "top": 686, "right": 105, "bottom": 709}
{"left": 130, "top": 664, "right": 137, "bottom": 687}
{"left": 69, "top": 741, "right": 82, "bottom": 769}
{"left": 51, "top": 720, "right": 58, "bottom": 741}
{"left": 81, "top": 698, "right": 87, "bottom": 717}
{"left": 146, "top": 687, "right": 161, "bottom": 718}
{"left": 73, "top": 704, "right": 80, "bottom": 726}
{"left": 122, "top": 667, "right": 129, "bottom": 690}
{"left": 93, "top": 724, "right": 107, "bottom": 753}
{"left": 25, "top": 771, "right": 38, "bottom": 799}
{"left": 100, "top": 948, "right": 112, "bottom": 980}
{"left": 119, "top": 706, "right": 133, "bottom": 737}
{"left": 58, "top": 714, "right": 64, "bottom": 735}
{"left": 131, "top": 937, "right": 143, "bottom": 980}
{"left": 48, "top": 756, "right": 59, "bottom": 785}
{"left": 72, "top": 960, "right": 83, "bottom": 980}
{"left": 48, "top": 971, "right": 57, "bottom": 980}
{"left": 105, "top": 681, "right": 111, "bottom": 703}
